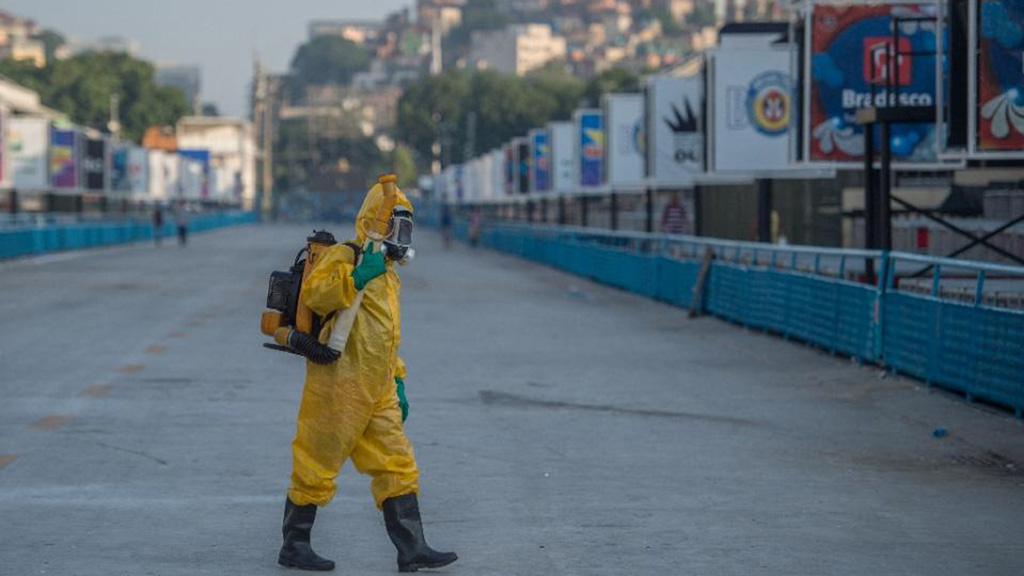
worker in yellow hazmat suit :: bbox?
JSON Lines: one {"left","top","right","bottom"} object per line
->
{"left": 278, "top": 179, "right": 457, "bottom": 573}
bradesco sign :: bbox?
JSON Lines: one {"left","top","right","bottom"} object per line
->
{"left": 575, "top": 109, "right": 604, "bottom": 188}
{"left": 977, "top": 0, "right": 1024, "bottom": 154}
{"left": 809, "top": 3, "right": 938, "bottom": 162}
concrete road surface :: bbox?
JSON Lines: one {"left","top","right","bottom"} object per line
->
{"left": 1, "top": 223, "right": 1022, "bottom": 576}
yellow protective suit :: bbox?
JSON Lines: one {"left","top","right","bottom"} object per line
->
{"left": 288, "top": 184, "right": 418, "bottom": 510}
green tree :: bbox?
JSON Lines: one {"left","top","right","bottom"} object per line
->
{"left": 396, "top": 69, "right": 587, "bottom": 168}
{"left": 0, "top": 51, "right": 189, "bottom": 143}
{"left": 32, "top": 29, "right": 66, "bottom": 65}
{"left": 582, "top": 67, "right": 640, "bottom": 107}
{"left": 290, "top": 35, "right": 370, "bottom": 89}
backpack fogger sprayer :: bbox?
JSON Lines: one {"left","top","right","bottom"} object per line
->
{"left": 259, "top": 174, "right": 402, "bottom": 363}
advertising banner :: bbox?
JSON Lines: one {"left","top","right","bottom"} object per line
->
{"left": 645, "top": 75, "right": 703, "bottom": 183}
{"left": 548, "top": 121, "right": 575, "bottom": 192}
{"left": 504, "top": 144, "right": 514, "bottom": 195}
{"left": 491, "top": 150, "right": 504, "bottom": 199}
{"left": 50, "top": 128, "right": 77, "bottom": 189}
{"left": 515, "top": 138, "right": 530, "bottom": 194}
{"left": 809, "top": 3, "right": 938, "bottom": 163}
{"left": 148, "top": 150, "right": 167, "bottom": 199}
{"left": 128, "top": 147, "right": 149, "bottom": 194}
{"left": 8, "top": 117, "right": 49, "bottom": 190}
{"left": 575, "top": 109, "right": 604, "bottom": 188}
{"left": 0, "top": 108, "right": 6, "bottom": 186}
{"left": 111, "top": 144, "right": 130, "bottom": 192}
{"left": 530, "top": 129, "right": 550, "bottom": 193}
{"left": 977, "top": 0, "right": 1024, "bottom": 153}
{"left": 603, "top": 93, "right": 645, "bottom": 187}
{"left": 179, "top": 149, "right": 210, "bottom": 198}
{"left": 84, "top": 137, "right": 107, "bottom": 191}
{"left": 713, "top": 48, "right": 792, "bottom": 172}
{"left": 164, "top": 152, "right": 181, "bottom": 199}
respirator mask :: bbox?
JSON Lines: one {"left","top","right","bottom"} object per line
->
{"left": 383, "top": 207, "right": 415, "bottom": 265}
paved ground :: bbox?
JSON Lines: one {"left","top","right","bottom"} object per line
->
{"left": 1, "top": 223, "right": 1022, "bottom": 576}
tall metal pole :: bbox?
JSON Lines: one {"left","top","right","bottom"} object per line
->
{"left": 879, "top": 121, "right": 893, "bottom": 252}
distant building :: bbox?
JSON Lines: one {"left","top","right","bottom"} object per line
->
{"left": 0, "top": 11, "right": 44, "bottom": 66}
{"left": 468, "top": 24, "right": 567, "bottom": 76}
{"left": 0, "top": 38, "right": 45, "bottom": 67}
{"left": 309, "top": 20, "right": 385, "bottom": 46}
{"left": 416, "top": 0, "right": 464, "bottom": 35}
{"left": 176, "top": 117, "right": 257, "bottom": 209}
{"left": 156, "top": 64, "right": 202, "bottom": 113}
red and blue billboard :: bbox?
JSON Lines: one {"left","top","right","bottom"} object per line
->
{"left": 577, "top": 110, "right": 604, "bottom": 187}
{"left": 977, "top": 0, "right": 1024, "bottom": 153}
{"left": 531, "top": 130, "right": 550, "bottom": 192}
{"left": 809, "top": 4, "right": 938, "bottom": 162}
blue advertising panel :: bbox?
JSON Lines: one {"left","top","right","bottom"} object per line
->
{"left": 977, "top": 0, "right": 1024, "bottom": 153}
{"left": 809, "top": 4, "right": 938, "bottom": 162}
{"left": 578, "top": 110, "right": 604, "bottom": 187}
{"left": 531, "top": 130, "right": 550, "bottom": 192}
{"left": 50, "top": 128, "right": 77, "bottom": 189}
{"left": 178, "top": 148, "right": 211, "bottom": 198}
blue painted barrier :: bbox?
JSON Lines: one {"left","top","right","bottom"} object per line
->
{"left": 0, "top": 211, "right": 260, "bottom": 260}
{"left": 449, "top": 218, "right": 1024, "bottom": 417}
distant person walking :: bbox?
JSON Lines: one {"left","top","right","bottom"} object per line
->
{"left": 661, "top": 192, "right": 688, "bottom": 235}
{"left": 441, "top": 205, "right": 453, "bottom": 250}
{"left": 468, "top": 208, "right": 482, "bottom": 248}
{"left": 152, "top": 205, "right": 164, "bottom": 245}
{"left": 174, "top": 202, "right": 189, "bottom": 246}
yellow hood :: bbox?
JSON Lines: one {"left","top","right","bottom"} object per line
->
{"left": 355, "top": 182, "right": 414, "bottom": 244}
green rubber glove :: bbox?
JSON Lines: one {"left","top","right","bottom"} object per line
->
{"left": 395, "top": 377, "right": 409, "bottom": 422}
{"left": 352, "top": 246, "right": 386, "bottom": 290}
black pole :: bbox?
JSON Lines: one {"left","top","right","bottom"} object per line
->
{"left": 863, "top": 122, "right": 876, "bottom": 283}
{"left": 879, "top": 121, "right": 892, "bottom": 252}
{"left": 610, "top": 192, "right": 618, "bottom": 231}
{"left": 757, "top": 179, "right": 772, "bottom": 243}
{"left": 527, "top": 200, "right": 534, "bottom": 223}
{"left": 558, "top": 195, "right": 565, "bottom": 225}
{"left": 581, "top": 196, "right": 588, "bottom": 228}
{"left": 645, "top": 188, "right": 654, "bottom": 233}
{"left": 9, "top": 190, "right": 18, "bottom": 215}
{"left": 540, "top": 199, "right": 547, "bottom": 223}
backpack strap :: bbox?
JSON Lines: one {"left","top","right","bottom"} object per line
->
{"left": 342, "top": 241, "right": 362, "bottom": 263}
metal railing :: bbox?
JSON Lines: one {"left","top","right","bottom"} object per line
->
{"left": 449, "top": 218, "right": 1024, "bottom": 417}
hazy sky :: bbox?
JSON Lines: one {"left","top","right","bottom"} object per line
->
{"left": 2, "top": 0, "right": 411, "bottom": 116}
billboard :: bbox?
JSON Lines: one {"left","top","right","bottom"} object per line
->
{"left": 809, "top": 4, "right": 939, "bottom": 163}
{"left": 530, "top": 129, "right": 550, "bottom": 193}
{"left": 128, "top": 147, "right": 149, "bottom": 194}
{"left": 645, "top": 75, "right": 704, "bottom": 184}
{"left": 515, "top": 138, "right": 530, "bottom": 194}
{"left": 713, "top": 48, "right": 793, "bottom": 172}
{"left": 504, "top": 144, "right": 514, "bottom": 195}
{"left": 8, "top": 117, "right": 49, "bottom": 190}
{"left": 977, "top": 0, "right": 1024, "bottom": 153}
{"left": 148, "top": 150, "right": 167, "bottom": 199}
{"left": 603, "top": 93, "right": 645, "bottom": 187}
{"left": 548, "top": 121, "right": 574, "bottom": 192}
{"left": 111, "top": 144, "right": 130, "bottom": 192}
{"left": 50, "top": 128, "right": 77, "bottom": 189}
{"left": 179, "top": 149, "right": 210, "bottom": 198}
{"left": 83, "top": 137, "right": 106, "bottom": 191}
{"left": 575, "top": 109, "right": 604, "bottom": 188}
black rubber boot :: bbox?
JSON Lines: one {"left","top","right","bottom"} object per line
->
{"left": 382, "top": 494, "right": 458, "bottom": 572}
{"left": 278, "top": 498, "right": 335, "bottom": 571}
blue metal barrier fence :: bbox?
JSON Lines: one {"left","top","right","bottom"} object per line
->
{"left": 0, "top": 211, "right": 260, "bottom": 260}
{"left": 446, "top": 218, "right": 1024, "bottom": 417}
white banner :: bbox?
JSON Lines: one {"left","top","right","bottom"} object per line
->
{"left": 711, "top": 48, "right": 793, "bottom": 172}
{"left": 603, "top": 93, "right": 645, "bottom": 188}
{"left": 548, "top": 121, "right": 574, "bottom": 193}
{"left": 645, "top": 74, "right": 703, "bottom": 184}
{"left": 128, "top": 147, "right": 149, "bottom": 195}
{"left": 7, "top": 117, "right": 49, "bottom": 190}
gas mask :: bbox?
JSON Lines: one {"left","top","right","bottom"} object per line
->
{"left": 383, "top": 207, "right": 415, "bottom": 265}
